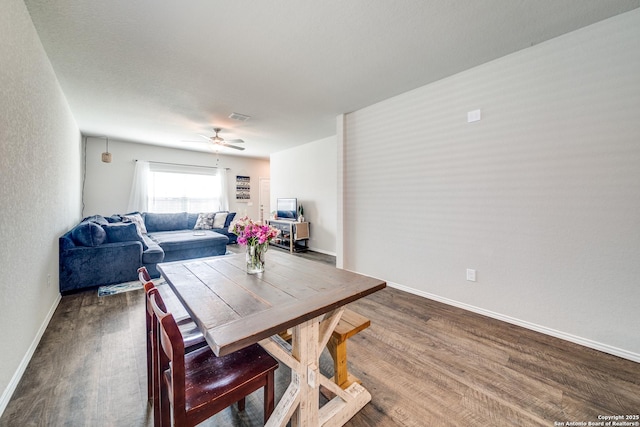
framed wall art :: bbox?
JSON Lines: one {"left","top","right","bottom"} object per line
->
{"left": 236, "top": 175, "right": 250, "bottom": 201}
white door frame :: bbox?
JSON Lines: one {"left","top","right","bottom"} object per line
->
{"left": 259, "top": 177, "right": 270, "bottom": 223}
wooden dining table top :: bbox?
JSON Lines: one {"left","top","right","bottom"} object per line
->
{"left": 157, "top": 250, "right": 387, "bottom": 357}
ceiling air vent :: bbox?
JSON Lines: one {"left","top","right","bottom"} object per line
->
{"left": 229, "top": 112, "right": 251, "bottom": 122}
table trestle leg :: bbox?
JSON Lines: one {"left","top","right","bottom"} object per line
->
{"left": 291, "top": 318, "right": 320, "bottom": 426}
{"left": 265, "top": 376, "right": 301, "bottom": 427}
{"left": 261, "top": 313, "right": 371, "bottom": 427}
{"left": 318, "top": 307, "right": 345, "bottom": 349}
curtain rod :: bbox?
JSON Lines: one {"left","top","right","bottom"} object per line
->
{"left": 135, "top": 159, "right": 230, "bottom": 170}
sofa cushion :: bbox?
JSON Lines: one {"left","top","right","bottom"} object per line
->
{"left": 187, "top": 212, "right": 199, "bottom": 229}
{"left": 59, "top": 232, "right": 76, "bottom": 251}
{"left": 103, "top": 222, "right": 148, "bottom": 250}
{"left": 148, "top": 230, "right": 227, "bottom": 252}
{"left": 122, "top": 212, "right": 147, "bottom": 234}
{"left": 194, "top": 212, "right": 216, "bottom": 230}
{"left": 71, "top": 222, "right": 106, "bottom": 247}
{"left": 144, "top": 212, "right": 189, "bottom": 232}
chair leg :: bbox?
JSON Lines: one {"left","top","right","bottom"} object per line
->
{"left": 151, "top": 335, "right": 161, "bottom": 427}
{"left": 237, "top": 397, "right": 246, "bottom": 412}
{"left": 146, "top": 332, "right": 153, "bottom": 402}
{"left": 264, "top": 370, "right": 275, "bottom": 424}
{"left": 152, "top": 376, "right": 161, "bottom": 427}
{"left": 146, "top": 343, "right": 152, "bottom": 402}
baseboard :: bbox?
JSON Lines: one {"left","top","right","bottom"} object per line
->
{"left": 308, "top": 247, "right": 337, "bottom": 257}
{"left": 0, "top": 292, "right": 62, "bottom": 418}
{"left": 387, "top": 281, "right": 640, "bottom": 364}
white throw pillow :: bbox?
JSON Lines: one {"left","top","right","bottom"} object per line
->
{"left": 213, "top": 212, "right": 228, "bottom": 229}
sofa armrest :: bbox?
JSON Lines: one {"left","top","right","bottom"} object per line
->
{"left": 59, "top": 241, "right": 143, "bottom": 293}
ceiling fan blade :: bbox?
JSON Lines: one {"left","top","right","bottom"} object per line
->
{"left": 184, "top": 131, "right": 246, "bottom": 150}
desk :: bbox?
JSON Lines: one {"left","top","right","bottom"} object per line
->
{"left": 158, "top": 251, "right": 386, "bottom": 427}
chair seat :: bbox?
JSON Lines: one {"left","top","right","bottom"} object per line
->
{"left": 164, "top": 343, "right": 279, "bottom": 415}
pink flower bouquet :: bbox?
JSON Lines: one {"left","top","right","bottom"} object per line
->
{"left": 231, "top": 217, "right": 279, "bottom": 246}
{"left": 231, "top": 217, "right": 279, "bottom": 273}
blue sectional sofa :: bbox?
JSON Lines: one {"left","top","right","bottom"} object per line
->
{"left": 59, "top": 211, "right": 236, "bottom": 293}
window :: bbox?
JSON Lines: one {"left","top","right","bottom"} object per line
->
{"left": 147, "top": 163, "right": 224, "bottom": 213}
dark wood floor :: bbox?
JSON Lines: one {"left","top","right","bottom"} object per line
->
{"left": 2, "top": 249, "right": 639, "bottom": 426}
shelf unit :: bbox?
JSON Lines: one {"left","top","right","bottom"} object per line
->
{"left": 267, "top": 219, "right": 310, "bottom": 253}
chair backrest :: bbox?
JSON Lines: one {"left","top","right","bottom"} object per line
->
{"left": 146, "top": 287, "right": 174, "bottom": 352}
{"left": 139, "top": 266, "right": 155, "bottom": 327}
{"left": 148, "top": 289, "right": 187, "bottom": 416}
{"left": 143, "top": 278, "right": 158, "bottom": 330}
{"left": 144, "top": 282, "right": 166, "bottom": 317}
{"left": 138, "top": 266, "right": 152, "bottom": 284}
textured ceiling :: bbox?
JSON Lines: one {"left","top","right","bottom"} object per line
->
{"left": 24, "top": 0, "right": 640, "bottom": 158}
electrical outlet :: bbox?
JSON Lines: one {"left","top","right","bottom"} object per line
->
{"left": 467, "top": 109, "right": 481, "bottom": 123}
{"left": 47, "top": 274, "right": 52, "bottom": 287}
{"left": 466, "top": 269, "right": 476, "bottom": 282}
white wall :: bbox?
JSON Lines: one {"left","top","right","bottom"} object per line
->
{"left": 271, "top": 136, "right": 337, "bottom": 255}
{"left": 341, "top": 9, "right": 640, "bottom": 361}
{"left": 83, "top": 138, "right": 270, "bottom": 220}
{"left": 0, "top": 0, "right": 82, "bottom": 414}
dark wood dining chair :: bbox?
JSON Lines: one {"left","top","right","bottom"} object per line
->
{"left": 138, "top": 267, "right": 206, "bottom": 404}
{"left": 148, "top": 289, "right": 279, "bottom": 426}
{"left": 138, "top": 266, "right": 152, "bottom": 283}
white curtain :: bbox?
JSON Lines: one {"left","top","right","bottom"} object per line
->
{"left": 219, "top": 168, "right": 229, "bottom": 211}
{"left": 127, "top": 160, "right": 149, "bottom": 212}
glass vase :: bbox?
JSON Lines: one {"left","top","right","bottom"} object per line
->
{"left": 246, "top": 242, "right": 268, "bottom": 274}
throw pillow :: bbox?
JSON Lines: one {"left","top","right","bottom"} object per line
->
{"left": 194, "top": 212, "right": 216, "bottom": 230}
{"left": 71, "top": 222, "right": 106, "bottom": 247}
{"left": 83, "top": 215, "right": 109, "bottom": 226}
{"left": 122, "top": 213, "right": 147, "bottom": 235}
{"left": 103, "top": 222, "right": 148, "bottom": 250}
{"left": 224, "top": 212, "right": 236, "bottom": 228}
{"left": 213, "top": 212, "right": 228, "bottom": 229}
{"left": 106, "top": 214, "right": 122, "bottom": 223}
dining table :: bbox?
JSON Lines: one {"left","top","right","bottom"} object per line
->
{"left": 157, "top": 250, "right": 386, "bottom": 427}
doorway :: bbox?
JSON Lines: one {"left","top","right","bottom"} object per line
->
{"left": 259, "top": 178, "right": 270, "bottom": 223}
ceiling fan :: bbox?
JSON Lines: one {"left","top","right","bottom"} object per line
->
{"left": 187, "top": 128, "right": 245, "bottom": 151}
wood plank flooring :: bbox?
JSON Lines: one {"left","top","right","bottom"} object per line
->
{"left": 2, "top": 250, "right": 639, "bottom": 426}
